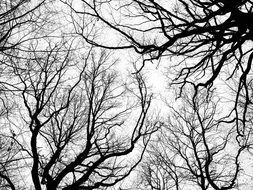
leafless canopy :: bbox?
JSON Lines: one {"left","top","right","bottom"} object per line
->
{"left": 1, "top": 0, "right": 253, "bottom": 189}
{"left": 137, "top": 88, "right": 250, "bottom": 190}
{"left": 66, "top": 0, "right": 253, "bottom": 138}
{"left": 0, "top": 37, "right": 158, "bottom": 190}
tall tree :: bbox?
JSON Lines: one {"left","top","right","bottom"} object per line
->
{"left": 0, "top": 1, "right": 49, "bottom": 188}
{"left": 136, "top": 88, "right": 249, "bottom": 190}
{"left": 1, "top": 38, "right": 157, "bottom": 189}
{"left": 66, "top": 0, "right": 253, "bottom": 139}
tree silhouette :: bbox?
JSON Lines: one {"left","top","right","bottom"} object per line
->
{"left": 1, "top": 38, "right": 157, "bottom": 189}
{"left": 136, "top": 88, "right": 249, "bottom": 190}
{"left": 0, "top": 1, "right": 49, "bottom": 188}
{"left": 1, "top": 0, "right": 253, "bottom": 189}
{"left": 67, "top": 0, "right": 253, "bottom": 139}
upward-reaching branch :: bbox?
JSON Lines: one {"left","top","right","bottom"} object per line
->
{"left": 67, "top": 0, "right": 253, "bottom": 144}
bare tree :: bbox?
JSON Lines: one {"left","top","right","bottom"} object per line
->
{"left": 64, "top": 0, "right": 253, "bottom": 140}
{"left": 0, "top": 3, "right": 54, "bottom": 183}
{"left": 136, "top": 87, "right": 249, "bottom": 190}
{"left": 1, "top": 38, "right": 157, "bottom": 190}
{"left": 137, "top": 150, "right": 182, "bottom": 190}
